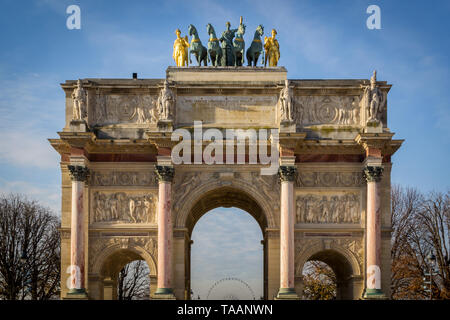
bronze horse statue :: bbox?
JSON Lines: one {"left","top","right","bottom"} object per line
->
{"left": 188, "top": 24, "right": 208, "bottom": 66}
{"left": 206, "top": 23, "right": 222, "bottom": 66}
{"left": 246, "top": 25, "right": 264, "bottom": 67}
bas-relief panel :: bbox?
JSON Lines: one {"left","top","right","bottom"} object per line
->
{"left": 176, "top": 96, "right": 277, "bottom": 126}
{"left": 90, "top": 94, "right": 158, "bottom": 126}
{"left": 294, "top": 95, "right": 361, "bottom": 126}
{"left": 90, "top": 191, "right": 157, "bottom": 224}
{"left": 295, "top": 192, "right": 360, "bottom": 224}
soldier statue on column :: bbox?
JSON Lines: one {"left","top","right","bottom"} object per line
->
{"left": 279, "top": 80, "right": 294, "bottom": 122}
{"left": 157, "top": 80, "right": 175, "bottom": 121}
{"left": 72, "top": 79, "right": 87, "bottom": 120}
{"left": 362, "top": 70, "right": 386, "bottom": 123}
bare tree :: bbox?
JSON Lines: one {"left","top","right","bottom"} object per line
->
{"left": 391, "top": 186, "right": 450, "bottom": 299}
{"left": 117, "top": 260, "right": 150, "bottom": 300}
{"left": 0, "top": 193, "right": 60, "bottom": 300}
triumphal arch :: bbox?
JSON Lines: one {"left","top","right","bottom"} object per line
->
{"left": 50, "top": 65, "right": 403, "bottom": 300}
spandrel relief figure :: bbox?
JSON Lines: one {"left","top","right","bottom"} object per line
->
{"left": 157, "top": 80, "right": 175, "bottom": 121}
{"left": 72, "top": 79, "right": 87, "bottom": 120}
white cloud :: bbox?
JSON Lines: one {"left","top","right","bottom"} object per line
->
{"left": 0, "top": 178, "right": 61, "bottom": 214}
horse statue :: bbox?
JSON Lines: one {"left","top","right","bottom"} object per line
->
{"left": 206, "top": 23, "right": 222, "bottom": 67}
{"left": 233, "top": 17, "right": 246, "bottom": 66}
{"left": 246, "top": 24, "right": 264, "bottom": 67}
{"left": 188, "top": 24, "right": 208, "bottom": 66}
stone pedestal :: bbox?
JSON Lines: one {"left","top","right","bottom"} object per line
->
{"left": 276, "top": 166, "right": 299, "bottom": 299}
{"left": 67, "top": 165, "right": 89, "bottom": 297}
{"left": 153, "top": 165, "right": 176, "bottom": 299}
{"left": 69, "top": 119, "right": 88, "bottom": 132}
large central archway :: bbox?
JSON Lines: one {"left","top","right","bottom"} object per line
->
{"left": 177, "top": 184, "right": 272, "bottom": 299}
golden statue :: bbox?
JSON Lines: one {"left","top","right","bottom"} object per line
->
{"left": 173, "top": 29, "right": 190, "bottom": 67}
{"left": 264, "top": 29, "right": 280, "bottom": 67}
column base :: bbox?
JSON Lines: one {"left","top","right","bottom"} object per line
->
{"left": 363, "top": 289, "right": 388, "bottom": 300}
{"left": 63, "top": 288, "right": 88, "bottom": 300}
{"left": 152, "top": 288, "right": 176, "bottom": 300}
{"left": 275, "top": 288, "right": 299, "bottom": 300}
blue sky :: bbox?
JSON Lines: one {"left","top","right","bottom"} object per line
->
{"left": 0, "top": 0, "right": 449, "bottom": 298}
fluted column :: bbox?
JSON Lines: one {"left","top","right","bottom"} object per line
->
{"left": 154, "top": 165, "right": 175, "bottom": 297}
{"left": 363, "top": 165, "right": 385, "bottom": 298}
{"left": 67, "top": 165, "right": 89, "bottom": 295}
{"left": 277, "top": 165, "right": 298, "bottom": 299}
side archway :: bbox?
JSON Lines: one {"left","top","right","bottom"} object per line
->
{"left": 295, "top": 242, "right": 363, "bottom": 299}
{"left": 88, "top": 240, "right": 157, "bottom": 300}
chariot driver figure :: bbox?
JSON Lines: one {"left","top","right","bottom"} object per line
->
{"left": 264, "top": 29, "right": 280, "bottom": 67}
{"left": 173, "top": 28, "right": 189, "bottom": 67}
{"left": 220, "top": 21, "right": 238, "bottom": 66}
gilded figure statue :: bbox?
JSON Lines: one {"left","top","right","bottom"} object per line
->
{"left": 173, "top": 29, "right": 190, "bottom": 67}
{"left": 264, "top": 29, "right": 280, "bottom": 67}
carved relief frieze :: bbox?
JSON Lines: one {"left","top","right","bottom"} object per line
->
{"left": 296, "top": 171, "right": 364, "bottom": 188}
{"left": 294, "top": 96, "right": 360, "bottom": 126}
{"left": 91, "top": 191, "right": 157, "bottom": 224}
{"left": 90, "top": 171, "right": 157, "bottom": 187}
{"left": 295, "top": 193, "right": 360, "bottom": 224}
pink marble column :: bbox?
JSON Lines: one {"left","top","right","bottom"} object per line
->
{"left": 363, "top": 166, "right": 385, "bottom": 297}
{"left": 277, "top": 166, "right": 297, "bottom": 298}
{"left": 154, "top": 165, "right": 175, "bottom": 296}
{"left": 68, "top": 165, "right": 89, "bottom": 295}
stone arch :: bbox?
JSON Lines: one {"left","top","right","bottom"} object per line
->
{"left": 295, "top": 241, "right": 363, "bottom": 299}
{"left": 174, "top": 177, "right": 277, "bottom": 233}
{"left": 92, "top": 242, "right": 157, "bottom": 277}
{"left": 295, "top": 242, "right": 361, "bottom": 277}
{"left": 88, "top": 242, "right": 157, "bottom": 300}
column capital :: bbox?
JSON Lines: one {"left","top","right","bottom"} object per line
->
{"left": 278, "top": 165, "right": 297, "bottom": 182}
{"left": 68, "top": 165, "right": 89, "bottom": 182}
{"left": 363, "top": 166, "right": 383, "bottom": 183}
{"left": 155, "top": 165, "right": 175, "bottom": 183}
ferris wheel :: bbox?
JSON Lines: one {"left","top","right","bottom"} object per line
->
{"left": 206, "top": 277, "right": 256, "bottom": 300}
